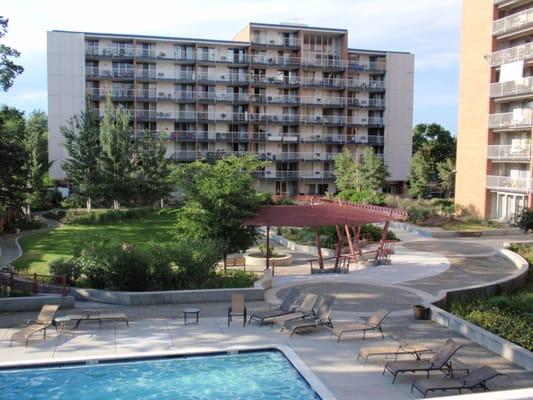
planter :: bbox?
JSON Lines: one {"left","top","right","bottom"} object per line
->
{"left": 413, "top": 304, "right": 430, "bottom": 320}
{"left": 245, "top": 252, "right": 292, "bottom": 270}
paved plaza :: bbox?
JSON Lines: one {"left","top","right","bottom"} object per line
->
{"left": 0, "top": 227, "right": 532, "bottom": 399}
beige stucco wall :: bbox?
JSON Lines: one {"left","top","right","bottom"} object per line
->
{"left": 455, "top": 0, "right": 494, "bottom": 218}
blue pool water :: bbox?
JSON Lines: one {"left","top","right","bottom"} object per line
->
{"left": 0, "top": 350, "right": 321, "bottom": 399}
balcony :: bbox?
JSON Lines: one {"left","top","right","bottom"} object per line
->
{"left": 493, "top": 8, "right": 533, "bottom": 37}
{"left": 494, "top": 0, "right": 533, "bottom": 9}
{"left": 487, "top": 144, "right": 531, "bottom": 160}
{"left": 489, "top": 76, "right": 533, "bottom": 98}
{"left": 488, "top": 109, "right": 533, "bottom": 129}
{"left": 346, "top": 80, "right": 386, "bottom": 91}
{"left": 486, "top": 175, "right": 533, "bottom": 193}
{"left": 486, "top": 42, "right": 533, "bottom": 67}
{"left": 251, "top": 37, "right": 300, "bottom": 49}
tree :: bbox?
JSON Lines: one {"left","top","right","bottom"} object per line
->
{"left": 0, "top": 106, "right": 26, "bottom": 227}
{"left": 334, "top": 148, "right": 364, "bottom": 192}
{"left": 23, "top": 111, "right": 49, "bottom": 218}
{"left": 174, "top": 155, "right": 266, "bottom": 271}
{"left": 437, "top": 158, "right": 456, "bottom": 198}
{"left": 409, "top": 148, "right": 432, "bottom": 198}
{"left": 412, "top": 123, "right": 456, "bottom": 163}
{"left": 0, "top": 17, "right": 24, "bottom": 91}
{"left": 99, "top": 97, "right": 136, "bottom": 209}
{"left": 62, "top": 100, "right": 101, "bottom": 212}
{"left": 361, "top": 147, "right": 389, "bottom": 191}
{"left": 136, "top": 130, "right": 173, "bottom": 207}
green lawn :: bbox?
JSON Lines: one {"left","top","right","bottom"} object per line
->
{"left": 12, "top": 213, "right": 176, "bottom": 274}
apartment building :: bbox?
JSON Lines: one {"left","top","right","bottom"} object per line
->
{"left": 456, "top": 0, "right": 533, "bottom": 221}
{"left": 47, "top": 22, "right": 414, "bottom": 196}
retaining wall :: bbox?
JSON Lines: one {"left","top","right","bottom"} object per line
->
{"left": 0, "top": 295, "right": 75, "bottom": 312}
{"left": 428, "top": 248, "right": 532, "bottom": 372}
{"left": 390, "top": 221, "right": 524, "bottom": 238}
{"left": 70, "top": 287, "right": 264, "bottom": 306}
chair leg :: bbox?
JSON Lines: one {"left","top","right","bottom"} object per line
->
{"left": 379, "top": 326, "right": 384, "bottom": 339}
{"left": 243, "top": 309, "right": 246, "bottom": 327}
{"left": 392, "top": 372, "right": 398, "bottom": 384}
{"left": 362, "top": 330, "right": 366, "bottom": 340}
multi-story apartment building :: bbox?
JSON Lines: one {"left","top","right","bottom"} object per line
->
{"left": 47, "top": 22, "right": 414, "bottom": 196}
{"left": 456, "top": 1, "right": 533, "bottom": 221}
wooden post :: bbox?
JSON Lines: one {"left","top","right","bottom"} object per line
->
{"left": 315, "top": 227, "right": 324, "bottom": 269}
{"left": 32, "top": 273, "right": 38, "bottom": 295}
{"left": 266, "top": 225, "right": 270, "bottom": 270}
{"left": 345, "top": 225, "right": 355, "bottom": 259}
{"left": 353, "top": 225, "right": 363, "bottom": 256}
{"left": 376, "top": 221, "right": 390, "bottom": 264}
{"left": 335, "top": 225, "right": 344, "bottom": 269}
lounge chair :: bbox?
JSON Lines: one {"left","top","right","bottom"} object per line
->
{"left": 328, "top": 309, "right": 390, "bottom": 342}
{"left": 67, "top": 312, "right": 129, "bottom": 328}
{"left": 10, "top": 304, "right": 59, "bottom": 346}
{"left": 266, "top": 293, "right": 318, "bottom": 326}
{"left": 383, "top": 339, "right": 463, "bottom": 383}
{"left": 282, "top": 295, "right": 336, "bottom": 337}
{"left": 228, "top": 293, "right": 246, "bottom": 326}
{"left": 411, "top": 366, "right": 502, "bottom": 398}
{"left": 248, "top": 288, "right": 301, "bottom": 325}
{"left": 357, "top": 343, "right": 433, "bottom": 365}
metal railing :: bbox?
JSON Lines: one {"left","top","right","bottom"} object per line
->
{"left": 487, "top": 144, "right": 531, "bottom": 160}
{"left": 251, "top": 37, "right": 300, "bottom": 47}
{"left": 486, "top": 175, "right": 533, "bottom": 192}
{"left": 493, "top": 7, "right": 533, "bottom": 36}
{"left": 488, "top": 109, "right": 533, "bottom": 128}
{"left": 486, "top": 42, "right": 533, "bottom": 66}
{"left": 489, "top": 76, "right": 533, "bottom": 98}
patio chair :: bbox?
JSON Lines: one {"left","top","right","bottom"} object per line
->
{"left": 357, "top": 343, "right": 433, "bottom": 365}
{"left": 328, "top": 309, "right": 390, "bottom": 342}
{"left": 411, "top": 366, "right": 503, "bottom": 398}
{"left": 383, "top": 339, "right": 463, "bottom": 383}
{"left": 68, "top": 312, "right": 129, "bottom": 328}
{"left": 282, "top": 295, "right": 336, "bottom": 337}
{"left": 248, "top": 288, "right": 301, "bottom": 325}
{"left": 228, "top": 293, "right": 246, "bottom": 327}
{"left": 265, "top": 293, "right": 318, "bottom": 326}
{"left": 10, "top": 304, "right": 59, "bottom": 346}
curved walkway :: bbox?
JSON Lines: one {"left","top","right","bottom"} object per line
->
{"left": 267, "top": 237, "right": 525, "bottom": 316}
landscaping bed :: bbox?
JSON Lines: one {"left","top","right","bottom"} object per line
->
{"left": 447, "top": 243, "right": 533, "bottom": 351}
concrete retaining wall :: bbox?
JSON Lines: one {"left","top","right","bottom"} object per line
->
{"left": 268, "top": 232, "right": 336, "bottom": 258}
{"left": 0, "top": 295, "right": 75, "bottom": 312}
{"left": 70, "top": 287, "right": 264, "bottom": 306}
{"left": 428, "top": 248, "right": 532, "bottom": 372}
{"left": 389, "top": 221, "right": 524, "bottom": 238}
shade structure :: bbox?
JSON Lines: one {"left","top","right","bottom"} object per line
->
{"left": 244, "top": 200, "right": 408, "bottom": 227}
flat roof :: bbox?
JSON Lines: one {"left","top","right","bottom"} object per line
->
{"left": 348, "top": 48, "right": 412, "bottom": 55}
{"left": 51, "top": 30, "right": 249, "bottom": 47}
{"left": 248, "top": 22, "right": 347, "bottom": 34}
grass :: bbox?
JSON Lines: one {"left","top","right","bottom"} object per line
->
{"left": 12, "top": 212, "right": 176, "bottom": 275}
{"left": 440, "top": 219, "right": 503, "bottom": 231}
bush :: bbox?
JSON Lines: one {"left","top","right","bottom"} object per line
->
{"left": 515, "top": 208, "right": 533, "bottom": 232}
{"left": 4, "top": 218, "right": 46, "bottom": 233}
{"left": 65, "top": 207, "right": 153, "bottom": 225}
{"left": 339, "top": 189, "right": 386, "bottom": 205}
{"left": 49, "top": 257, "right": 82, "bottom": 284}
{"left": 275, "top": 197, "right": 295, "bottom": 205}
{"left": 205, "top": 270, "right": 257, "bottom": 288}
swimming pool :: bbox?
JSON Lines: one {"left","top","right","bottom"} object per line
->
{"left": 0, "top": 349, "right": 323, "bottom": 399}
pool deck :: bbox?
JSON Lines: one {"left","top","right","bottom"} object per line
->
{"left": 1, "top": 231, "right": 533, "bottom": 399}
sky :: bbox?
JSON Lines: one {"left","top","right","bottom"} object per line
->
{"left": 0, "top": 0, "right": 462, "bottom": 133}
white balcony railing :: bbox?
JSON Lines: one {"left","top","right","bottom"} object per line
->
{"left": 488, "top": 109, "right": 533, "bottom": 129}
{"left": 487, "top": 144, "right": 531, "bottom": 160}
{"left": 486, "top": 42, "right": 533, "bottom": 66}
{"left": 486, "top": 175, "right": 533, "bottom": 192}
{"left": 489, "top": 76, "right": 533, "bottom": 98}
{"left": 493, "top": 8, "right": 533, "bottom": 36}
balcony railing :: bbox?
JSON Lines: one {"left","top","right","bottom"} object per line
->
{"left": 486, "top": 175, "right": 533, "bottom": 192}
{"left": 487, "top": 144, "right": 531, "bottom": 160}
{"left": 489, "top": 76, "right": 533, "bottom": 98}
{"left": 493, "top": 8, "right": 533, "bottom": 36}
{"left": 488, "top": 109, "right": 533, "bottom": 129}
{"left": 251, "top": 37, "right": 300, "bottom": 47}
{"left": 486, "top": 42, "right": 533, "bottom": 66}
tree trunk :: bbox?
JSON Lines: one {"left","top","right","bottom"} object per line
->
{"left": 86, "top": 197, "right": 92, "bottom": 213}
{"left": 160, "top": 197, "right": 164, "bottom": 209}
{"left": 26, "top": 205, "right": 32, "bottom": 222}
{"left": 113, "top": 200, "right": 120, "bottom": 210}
{"left": 223, "top": 254, "right": 227, "bottom": 274}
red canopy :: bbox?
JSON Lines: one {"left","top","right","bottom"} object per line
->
{"left": 244, "top": 200, "right": 407, "bottom": 227}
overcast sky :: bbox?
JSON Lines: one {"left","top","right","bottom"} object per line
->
{"left": 0, "top": 0, "right": 461, "bottom": 132}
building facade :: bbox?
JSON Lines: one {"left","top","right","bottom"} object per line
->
{"left": 456, "top": 0, "right": 533, "bottom": 221}
{"left": 47, "top": 22, "right": 414, "bottom": 196}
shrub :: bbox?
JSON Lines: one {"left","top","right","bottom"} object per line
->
{"left": 515, "top": 208, "right": 533, "bottom": 232}
{"left": 339, "top": 189, "right": 386, "bottom": 205}
{"left": 49, "top": 257, "right": 82, "bottom": 284}
{"left": 205, "top": 270, "right": 257, "bottom": 288}
{"left": 4, "top": 218, "right": 46, "bottom": 233}
{"left": 275, "top": 197, "right": 295, "bottom": 205}
{"left": 65, "top": 207, "right": 153, "bottom": 225}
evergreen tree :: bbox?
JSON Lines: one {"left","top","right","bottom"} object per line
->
{"left": 437, "top": 157, "right": 456, "bottom": 198}
{"left": 23, "top": 111, "right": 49, "bottom": 218}
{"left": 361, "top": 147, "right": 389, "bottom": 191}
{"left": 409, "top": 148, "right": 432, "bottom": 198}
{"left": 136, "top": 130, "right": 172, "bottom": 207}
{"left": 62, "top": 100, "right": 101, "bottom": 212}
{"left": 99, "top": 97, "right": 136, "bottom": 209}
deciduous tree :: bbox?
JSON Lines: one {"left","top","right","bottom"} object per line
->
{"left": 0, "top": 17, "right": 23, "bottom": 91}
